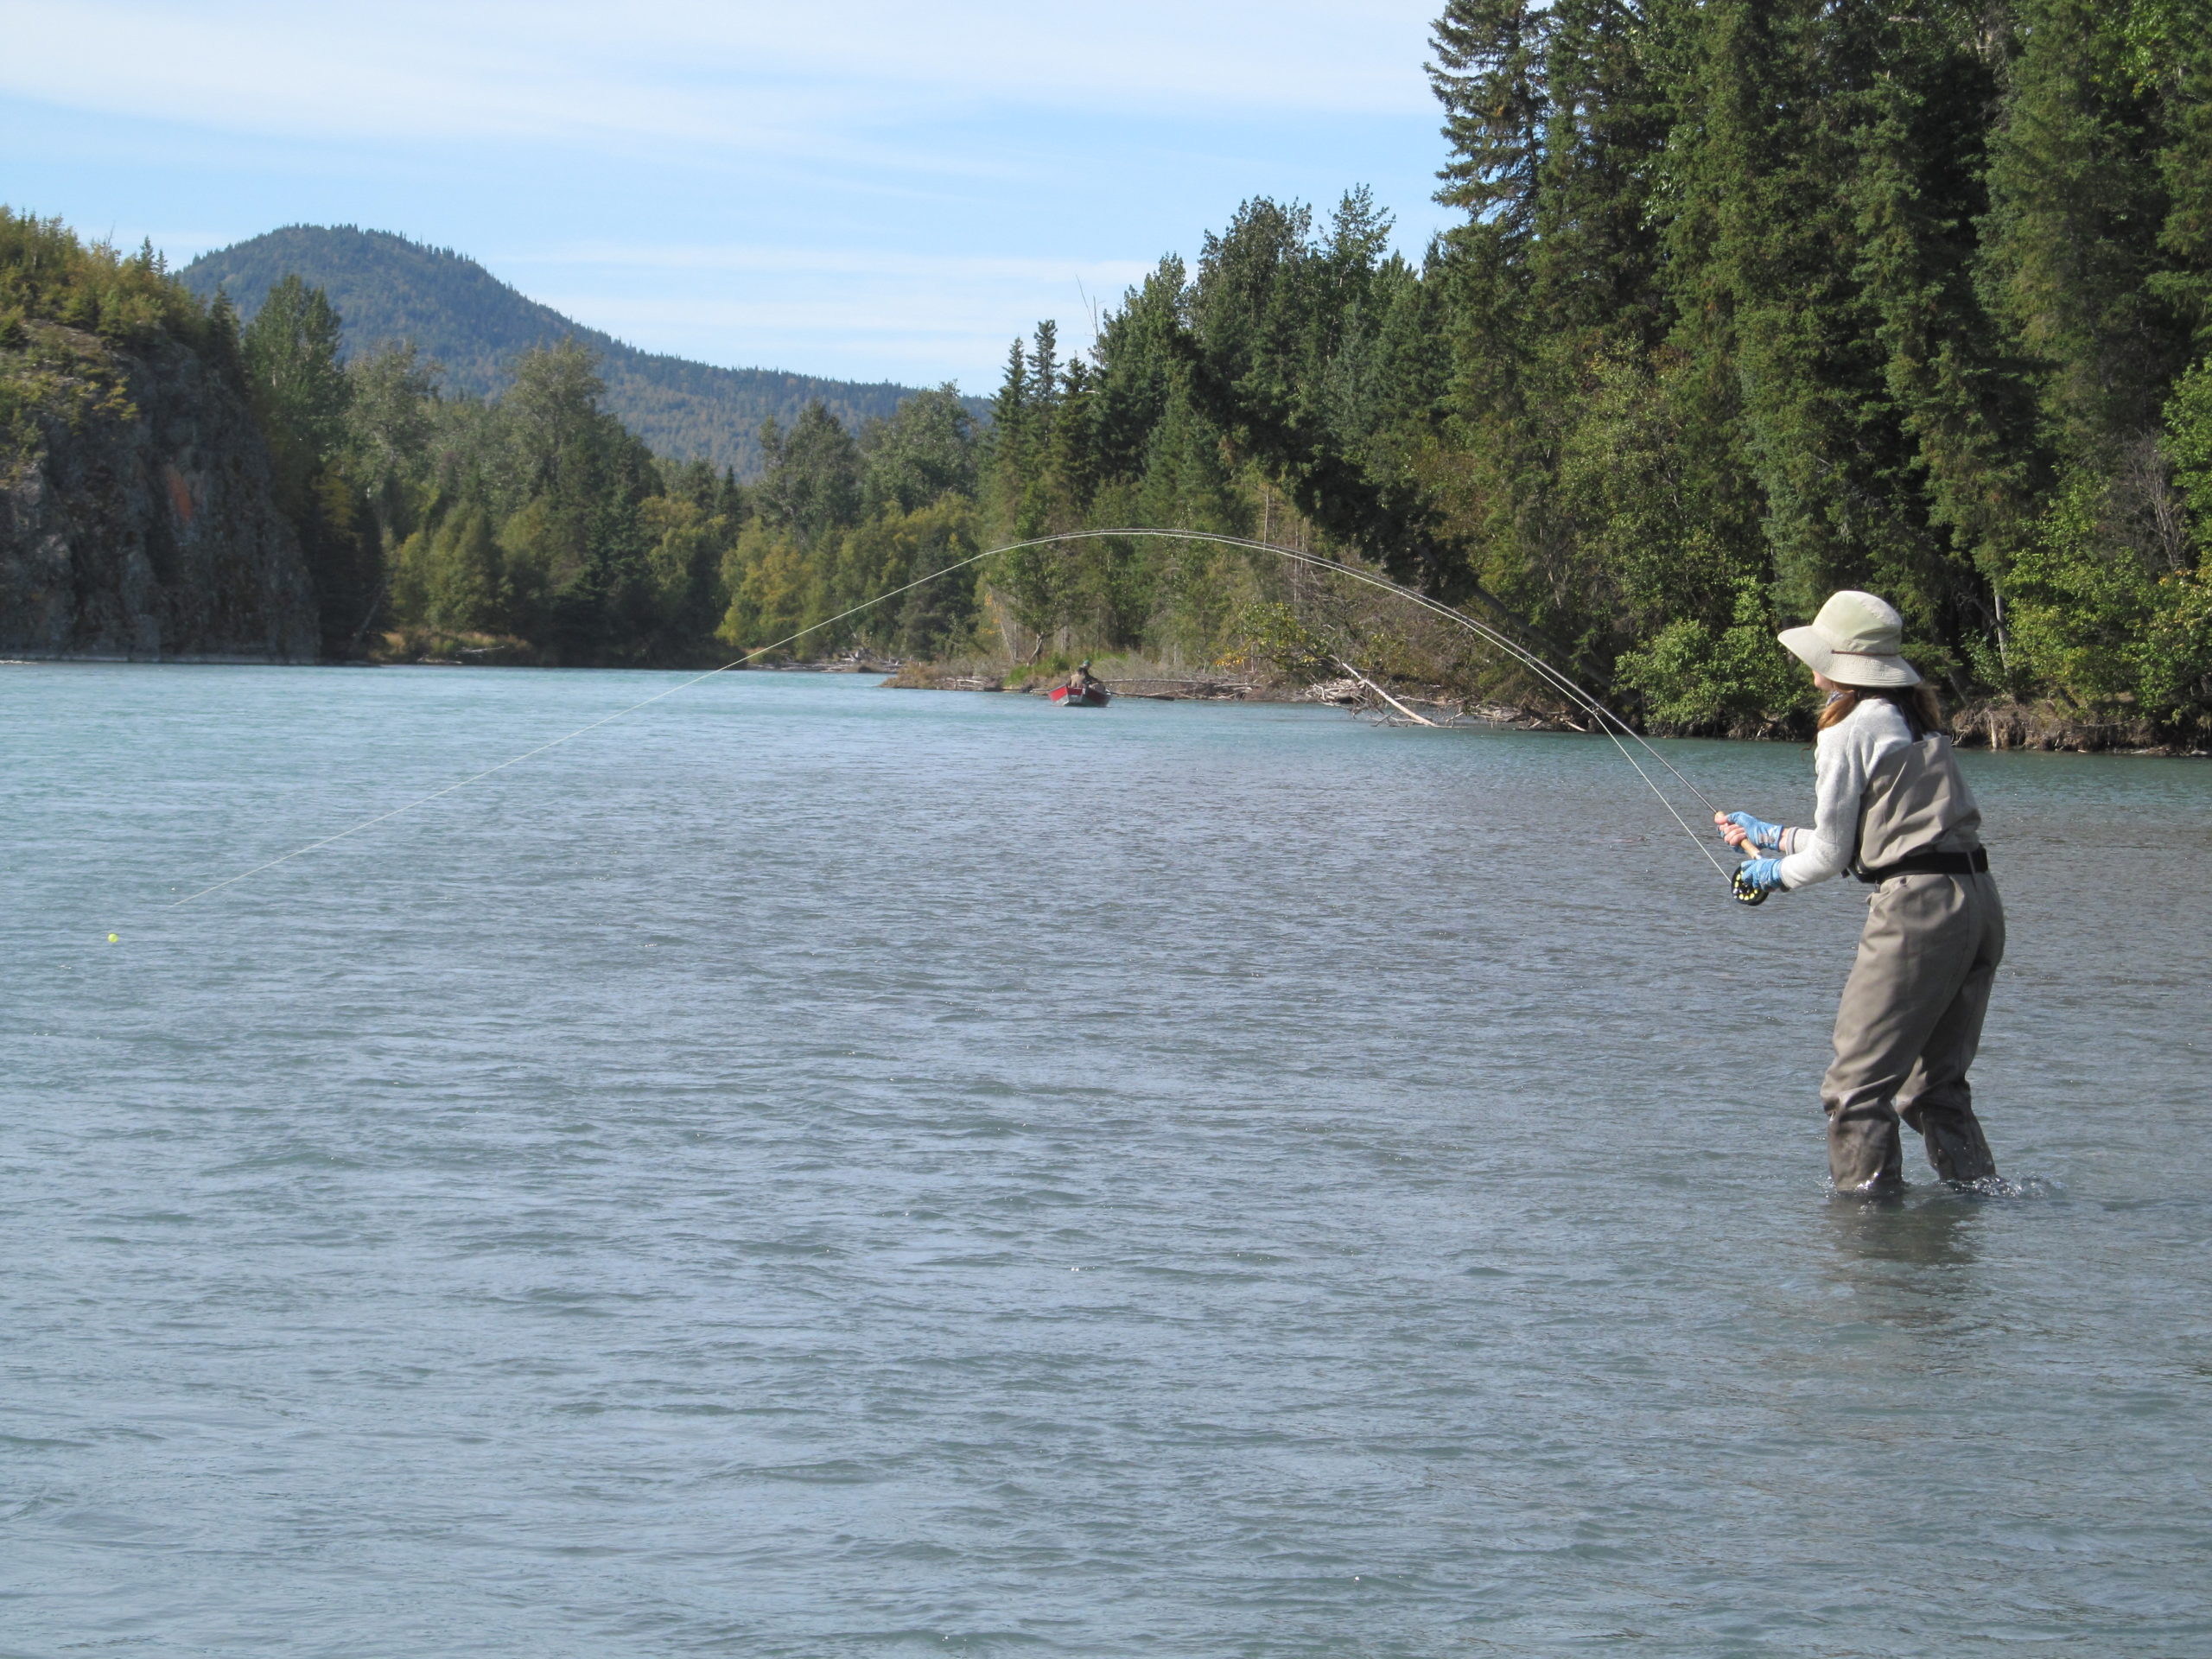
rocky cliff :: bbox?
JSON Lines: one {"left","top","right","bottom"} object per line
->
{"left": 0, "top": 321, "right": 319, "bottom": 662}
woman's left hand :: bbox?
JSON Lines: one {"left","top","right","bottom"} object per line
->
{"left": 1735, "top": 856, "right": 1786, "bottom": 893}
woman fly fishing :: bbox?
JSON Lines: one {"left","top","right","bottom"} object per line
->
{"left": 1717, "top": 590, "right": 2004, "bottom": 1196}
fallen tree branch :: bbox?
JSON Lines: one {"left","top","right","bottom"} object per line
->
{"left": 1332, "top": 658, "right": 1437, "bottom": 726}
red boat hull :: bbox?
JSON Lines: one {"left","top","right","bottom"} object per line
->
{"left": 1050, "top": 684, "right": 1111, "bottom": 707}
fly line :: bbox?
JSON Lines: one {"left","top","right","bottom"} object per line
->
{"left": 159, "top": 528, "right": 1733, "bottom": 914}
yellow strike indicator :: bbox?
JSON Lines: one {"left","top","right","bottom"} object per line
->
{"left": 107, "top": 933, "right": 118, "bottom": 943}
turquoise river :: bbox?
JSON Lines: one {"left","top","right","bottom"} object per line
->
{"left": 3, "top": 664, "right": 2209, "bottom": 1656}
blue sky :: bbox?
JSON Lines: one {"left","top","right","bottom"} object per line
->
{"left": 2, "top": 0, "right": 1459, "bottom": 391}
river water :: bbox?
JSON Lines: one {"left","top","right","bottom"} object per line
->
{"left": 3, "top": 664, "right": 2208, "bottom": 1657}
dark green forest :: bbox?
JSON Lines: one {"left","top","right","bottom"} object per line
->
{"left": 966, "top": 0, "right": 2212, "bottom": 740}
{"left": 9, "top": 0, "right": 2211, "bottom": 739}
{"left": 176, "top": 226, "right": 964, "bottom": 477}
{"left": 699, "top": 0, "right": 2212, "bottom": 740}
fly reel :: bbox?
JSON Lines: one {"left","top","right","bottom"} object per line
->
{"left": 1732, "top": 867, "right": 1770, "bottom": 906}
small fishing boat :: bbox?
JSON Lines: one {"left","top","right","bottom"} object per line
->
{"left": 1050, "top": 683, "right": 1111, "bottom": 708}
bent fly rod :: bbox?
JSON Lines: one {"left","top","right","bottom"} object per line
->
{"left": 150, "top": 528, "right": 1745, "bottom": 918}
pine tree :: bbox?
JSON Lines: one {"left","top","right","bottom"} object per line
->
{"left": 238, "top": 273, "right": 378, "bottom": 652}
{"left": 754, "top": 400, "right": 861, "bottom": 545}
{"left": 1982, "top": 0, "right": 2186, "bottom": 461}
{"left": 859, "top": 387, "right": 977, "bottom": 517}
{"left": 1430, "top": 0, "right": 1548, "bottom": 236}
{"left": 241, "top": 274, "right": 351, "bottom": 471}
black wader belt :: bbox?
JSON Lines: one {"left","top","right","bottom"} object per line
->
{"left": 1855, "top": 847, "right": 1990, "bottom": 884}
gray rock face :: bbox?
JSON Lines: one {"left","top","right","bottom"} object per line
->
{"left": 0, "top": 327, "right": 319, "bottom": 662}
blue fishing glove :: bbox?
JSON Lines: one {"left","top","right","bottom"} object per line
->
{"left": 1724, "top": 810, "right": 1784, "bottom": 851}
{"left": 1736, "top": 856, "right": 1786, "bottom": 893}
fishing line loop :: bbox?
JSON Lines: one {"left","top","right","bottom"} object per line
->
{"left": 160, "top": 528, "right": 1734, "bottom": 912}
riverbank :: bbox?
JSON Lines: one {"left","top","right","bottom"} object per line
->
{"left": 882, "top": 654, "right": 2209, "bottom": 753}
{"left": 881, "top": 653, "right": 1597, "bottom": 731}
{"left": 45, "top": 629, "right": 2197, "bottom": 753}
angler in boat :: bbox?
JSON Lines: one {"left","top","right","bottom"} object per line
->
{"left": 1052, "top": 660, "right": 1110, "bottom": 707}
{"left": 1716, "top": 590, "right": 2003, "bottom": 1195}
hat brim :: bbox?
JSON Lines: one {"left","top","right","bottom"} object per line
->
{"left": 1777, "top": 626, "right": 1922, "bottom": 687}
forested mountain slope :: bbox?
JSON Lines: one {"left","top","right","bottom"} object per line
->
{"left": 177, "top": 226, "right": 972, "bottom": 477}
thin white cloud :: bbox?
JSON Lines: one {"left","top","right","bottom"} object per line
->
{"left": 1, "top": 0, "right": 1439, "bottom": 148}
{"left": 8, "top": 0, "right": 1454, "bottom": 385}
{"left": 3, "top": 4, "right": 832, "bottom": 146}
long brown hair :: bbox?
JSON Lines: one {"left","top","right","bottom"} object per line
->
{"left": 1817, "top": 683, "right": 1945, "bottom": 738}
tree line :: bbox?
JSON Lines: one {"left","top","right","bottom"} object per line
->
{"left": 1395, "top": 0, "right": 2212, "bottom": 735}
{"left": 512, "top": 0, "right": 2207, "bottom": 736}
{"left": 957, "top": 0, "right": 2212, "bottom": 736}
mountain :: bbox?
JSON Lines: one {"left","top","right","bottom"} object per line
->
{"left": 177, "top": 226, "right": 976, "bottom": 479}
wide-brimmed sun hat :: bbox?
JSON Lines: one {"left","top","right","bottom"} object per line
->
{"left": 1777, "top": 590, "right": 1922, "bottom": 687}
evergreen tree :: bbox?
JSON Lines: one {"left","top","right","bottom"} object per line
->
{"left": 860, "top": 387, "right": 976, "bottom": 516}
{"left": 756, "top": 400, "right": 862, "bottom": 544}
{"left": 345, "top": 341, "right": 440, "bottom": 550}
{"left": 239, "top": 273, "right": 380, "bottom": 653}
{"left": 1429, "top": 0, "right": 1548, "bottom": 235}
{"left": 241, "top": 274, "right": 351, "bottom": 474}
